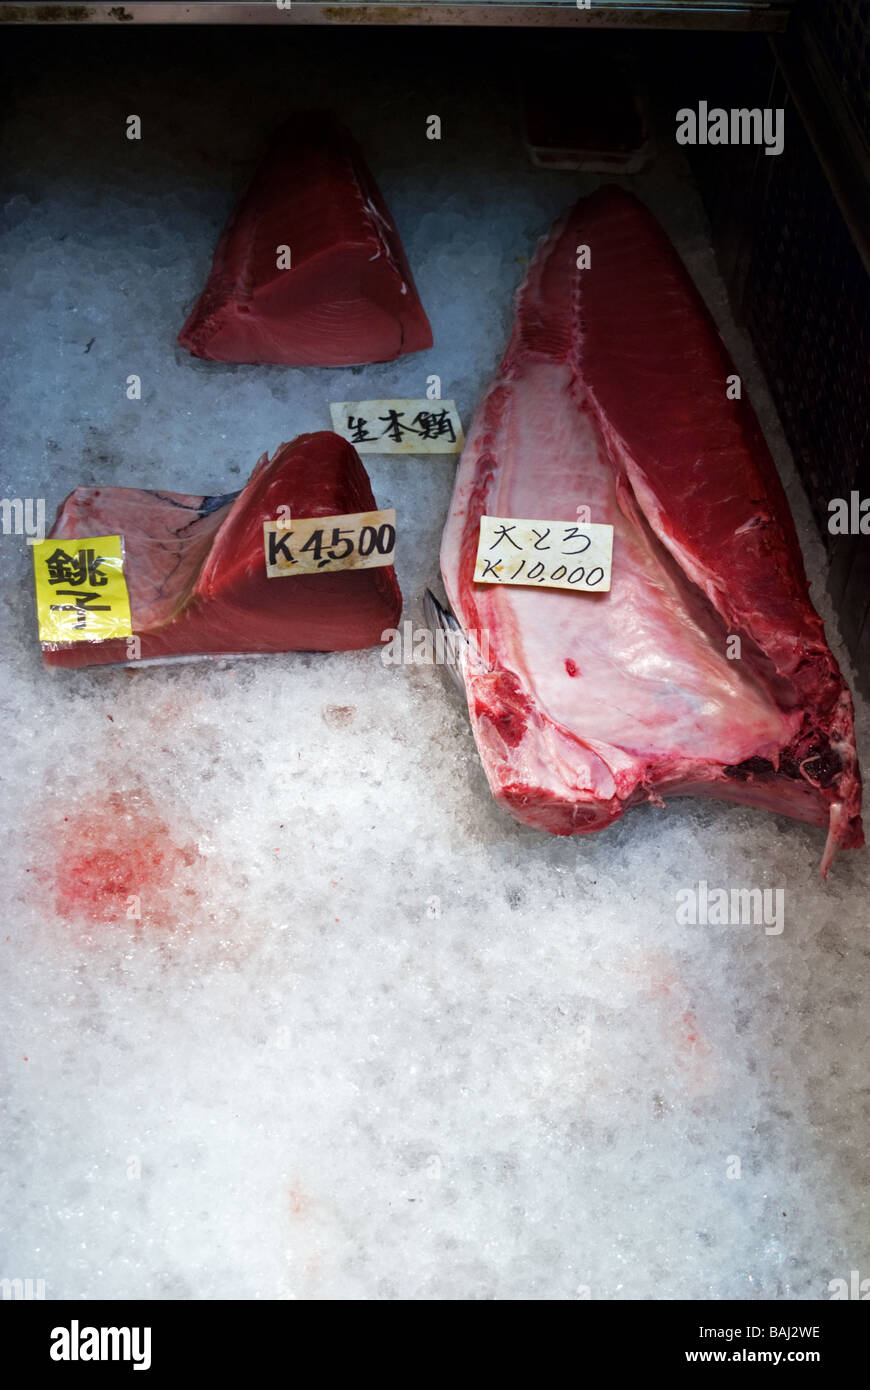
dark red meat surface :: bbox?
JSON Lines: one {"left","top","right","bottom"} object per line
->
{"left": 44, "top": 431, "right": 402, "bottom": 668}
{"left": 178, "top": 111, "right": 432, "bottom": 366}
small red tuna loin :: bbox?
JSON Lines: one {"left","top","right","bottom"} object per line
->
{"left": 178, "top": 111, "right": 433, "bottom": 366}
{"left": 43, "top": 431, "right": 402, "bottom": 668}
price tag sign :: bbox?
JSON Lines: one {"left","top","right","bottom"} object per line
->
{"left": 474, "top": 515, "right": 613, "bottom": 592}
{"left": 32, "top": 535, "right": 133, "bottom": 643}
{"left": 264, "top": 509, "right": 396, "bottom": 578}
{"left": 330, "top": 399, "right": 464, "bottom": 454}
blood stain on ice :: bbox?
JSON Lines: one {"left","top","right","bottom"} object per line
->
{"left": 43, "top": 789, "right": 201, "bottom": 931}
{"left": 322, "top": 704, "right": 356, "bottom": 729}
{"left": 288, "top": 1188, "right": 309, "bottom": 1218}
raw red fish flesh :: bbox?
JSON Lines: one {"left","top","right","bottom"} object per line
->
{"left": 43, "top": 431, "right": 401, "bottom": 668}
{"left": 440, "top": 187, "right": 863, "bottom": 873}
{"left": 178, "top": 111, "right": 433, "bottom": 366}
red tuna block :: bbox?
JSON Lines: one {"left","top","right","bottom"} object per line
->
{"left": 178, "top": 111, "right": 433, "bottom": 366}
{"left": 440, "top": 187, "right": 863, "bottom": 874}
{"left": 43, "top": 431, "right": 401, "bottom": 668}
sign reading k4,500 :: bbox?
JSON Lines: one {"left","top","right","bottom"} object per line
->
{"left": 32, "top": 535, "right": 133, "bottom": 643}
{"left": 474, "top": 516, "right": 614, "bottom": 592}
{"left": 263, "top": 510, "right": 397, "bottom": 579}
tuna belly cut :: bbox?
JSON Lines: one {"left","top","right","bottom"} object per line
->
{"left": 44, "top": 431, "right": 401, "bottom": 668}
{"left": 440, "top": 188, "right": 863, "bottom": 873}
{"left": 178, "top": 111, "right": 433, "bottom": 367}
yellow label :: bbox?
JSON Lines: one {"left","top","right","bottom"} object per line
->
{"left": 32, "top": 535, "right": 133, "bottom": 644}
{"left": 330, "top": 400, "right": 464, "bottom": 454}
{"left": 474, "top": 516, "right": 614, "bottom": 593}
{"left": 263, "top": 510, "right": 396, "bottom": 578}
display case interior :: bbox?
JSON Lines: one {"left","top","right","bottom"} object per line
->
{"left": 1, "top": 13, "right": 868, "bottom": 1302}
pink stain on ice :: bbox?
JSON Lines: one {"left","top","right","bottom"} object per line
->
{"left": 42, "top": 789, "right": 201, "bottom": 932}
{"left": 289, "top": 1188, "right": 309, "bottom": 1218}
{"left": 642, "top": 959, "right": 716, "bottom": 1094}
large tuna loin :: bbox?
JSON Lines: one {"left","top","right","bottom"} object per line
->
{"left": 178, "top": 111, "right": 432, "bottom": 366}
{"left": 44, "top": 431, "right": 401, "bottom": 668}
{"left": 440, "top": 187, "right": 863, "bottom": 873}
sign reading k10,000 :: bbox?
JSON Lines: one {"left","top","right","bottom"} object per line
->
{"left": 263, "top": 510, "right": 397, "bottom": 578}
{"left": 474, "top": 515, "right": 614, "bottom": 593}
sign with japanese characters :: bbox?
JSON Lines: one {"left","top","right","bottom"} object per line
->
{"left": 263, "top": 509, "right": 397, "bottom": 579}
{"left": 330, "top": 399, "right": 464, "bottom": 454}
{"left": 474, "top": 516, "right": 614, "bottom": 592}
{"left": 32, "top": 535, "right": 133, "bottom": 643}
